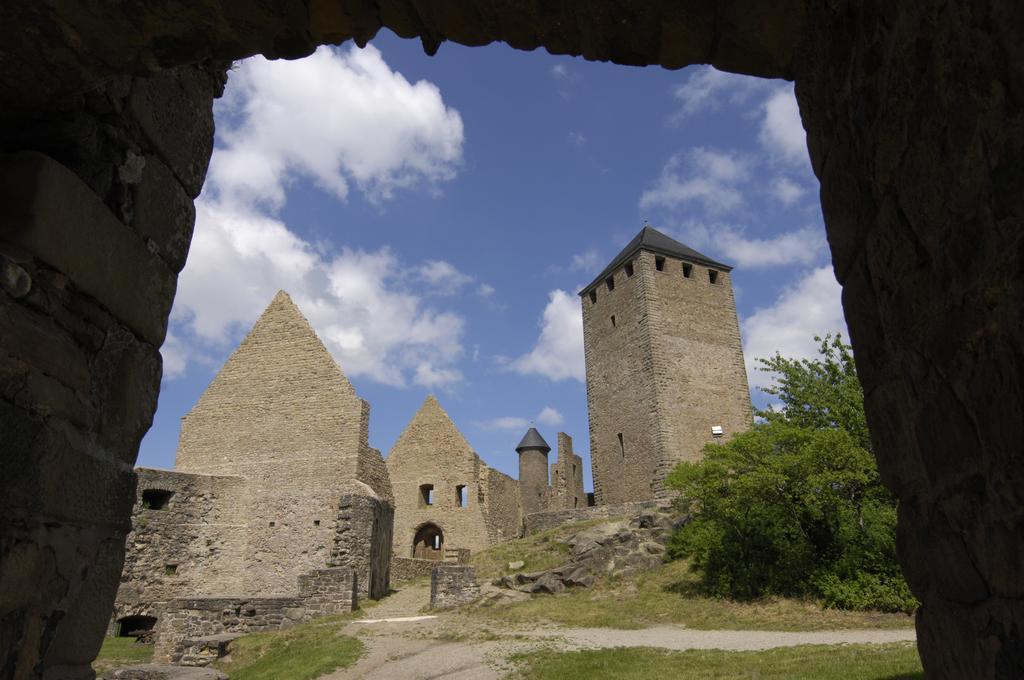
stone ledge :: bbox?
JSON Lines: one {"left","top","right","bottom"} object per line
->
{"left": 0, "top": 151, "right": 175, "bottom": 345}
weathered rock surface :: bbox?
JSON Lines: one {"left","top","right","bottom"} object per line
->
{"left": 101, "top": 664, "right": 227, "bottom": 680}
{"left": 496, "top": 511, "right": 674, "bottom": 594}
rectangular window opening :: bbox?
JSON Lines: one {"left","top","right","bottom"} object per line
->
{"left": 269, "top": 521, "right": 275, "bottom": 527}
{"left": 420, "top": 483, "right": 434, "bottom": 507}
{"left": 682, "top": 262, "right": 693, "bottom": 278}
{"left": 164, "top": 564, "right": 178, "bottom": 576}
{"left": 624, "top": 262, "right": 634, "bottom": 277}
{"left": 610, "top": 314, "right": 616, "bottom": 328}
{"left": 655, "top": 256, "right": 665, "bottom": 272}
{"left": 141, "top": 489, "right": 173, "bottom": 510}
{"left": 618, "top": 433, "right": 625, "bottom": 458}
{"left": 605, "top": 276, "right": 615, "bottom": 291}
{"left": 313, "top": 519, "right": 320, "bottom": 526}
{"left": 708, "top": 269, "right": 719, "bottom": 284}
{"left": 588, "top": 290, "right": 597, "bottom": 304}
{"left": 456, "top": 484, "right": 467, "bottom": 508}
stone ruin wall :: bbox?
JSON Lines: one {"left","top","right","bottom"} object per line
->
{"left": 386, "top": 397, "right": 498, "bottom": 559}
{"left": 549, "top": 433, "right": 586, "bottom": 510}
{"left": 111, "top": 469, "right": 247, "bottom": 631}
{"left": 174, "top": 292, "right": 384, "bottom": 597}
{"left": 645, "top": 251, "right": 753, "bottom": 489}
{"left": 329, "top": 488, "right": 394, "bottom": 599}
{"left": 480, "top": 465, "right": 524, "bottom": 545}
{"left": 151, "top": 567, "right": 356, "bottom": 664}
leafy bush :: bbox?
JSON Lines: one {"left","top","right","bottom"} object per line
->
{"left": 665, "top": 336, "right": 917, "bottom": 613}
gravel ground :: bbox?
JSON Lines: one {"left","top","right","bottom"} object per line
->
{"left": 321, "top": 582, "right": 917, "bottom": 680}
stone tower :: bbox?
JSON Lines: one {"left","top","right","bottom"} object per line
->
{"left": 580, "top": 227, "right": 752, "bottom": 505}
{"left": 516, "top": 427, "right": 551, "bottom": 516}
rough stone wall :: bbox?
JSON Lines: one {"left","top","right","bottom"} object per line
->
{"left": 387, "top": 396, "right": 494, "bottom": 559}
{"left": 481, "top": 465, "right": 524, "bottom": 545}
{"left": 646, "top": 251, "right": 753, "bottom": 493}
{"left": 429, "top": 565, "right": 480, "bottom": 610}
{"left": 550, "top": 433, "right": 586, "bottom": 510}
{"left": 583, "top": 250, "right": 752, "bottom": 505}
{"left": 174, "top": 291, "right": 374, "bottom": 596}
{"left": 390, "top": 558, "right": 437, "bottom": 584}
{"left": 113, "top": 469, "right": 248, "bottom": 626}
{"left": 329, "top": 487, "right": 393, "bottom": 599}
{"left": 0, "top": 60, "right": 226, "bottom": 679}
{"left": 795, "top": 3, "right": 1024, "bottom": 677}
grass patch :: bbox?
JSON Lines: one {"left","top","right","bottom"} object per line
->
{"left": 511, "top": 643, "right": 923, "bottom": 679}
{"left": 471, "top": 518, "right": 620, "bottom": 581}
{"left": 213, "top": 614, "right": 364, "bottom": 680}
{"left": 469, "top": 559, "right": 915, "bottom": 631}
{"left": 92, "top": 637, "right": 153, "bottom": 674}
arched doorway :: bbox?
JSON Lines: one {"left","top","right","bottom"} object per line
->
{"left": 412, "top": 523, "right": 444, "bottom": 560}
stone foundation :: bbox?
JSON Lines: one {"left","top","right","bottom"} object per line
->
{"left": 391, "top": 557, "right": 439, "bottom": 584}
{"left": 430, "top": 566, "right": 480, "bottom": 610}
{"left": 152, "top": 567, "right": 356, "bottom": 664}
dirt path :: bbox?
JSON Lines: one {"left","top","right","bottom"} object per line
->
{"left": 323, "top": 585, "right": 916, "bottom": 680}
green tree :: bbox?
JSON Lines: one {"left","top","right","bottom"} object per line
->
{"left": 665, "top": 335, "right": 917, "bottom": 612}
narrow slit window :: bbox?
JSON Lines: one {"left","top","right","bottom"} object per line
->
{"left": 624, "top": 262, "right": 634, "bottom": 277}
{"left": 456, "top": 484, "right": 467, "bottom": 508}
{"left": 610, "top": 314, "right": 616, "bottom": 328}
{"left": 655, "top": 256, "right": 665, "bottom": 272}
{"left": 605, "top": 276, "right": 615, "bottom": 291}
{"left": 708, "top": 269, "right": 719, "bottom": 284}
{"left": 682, "top": 263, "right": 693, "bottom": 278}
{"left": 419, "top": 484, "right": 434, "bottom": 507}
{"left": 141, "top": 489, "right": 173, "bottom": 510}
{"left": 618, "top": 433, "right": 625, "bottom": 458}
{"left": 589, "top": 290, "right": 597, "bottom": 304}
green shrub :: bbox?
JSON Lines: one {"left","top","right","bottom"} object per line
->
{"left": 665, "top": 335, "right": 917, "bottom": 613}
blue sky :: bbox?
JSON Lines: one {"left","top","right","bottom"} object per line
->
{"left": 139, "top": 31, "right": 847, "bottom": 488}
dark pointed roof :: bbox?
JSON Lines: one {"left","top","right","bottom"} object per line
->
{"left": 515, "top": 427, "right": 551, "bottom": 453}
{"left": 579, "top": 226, "right": 731, "bottom": 296}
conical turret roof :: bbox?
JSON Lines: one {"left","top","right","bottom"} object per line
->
{"left": 516, "top": 427, "right": 551, "bottom": 453}
{"left": 579, "top": 226, "right": 731, "bottom": 296}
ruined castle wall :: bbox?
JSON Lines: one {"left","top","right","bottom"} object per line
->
{"left": 174, "top": 293, "right": 371, "bottom": 595}
{"left": 549, "top": 433, "right": 586, "bottom": 510}
{"left": 583, "top": 255, "right": 662, "bottom": 506}
{"left": 647, "top": 253, "right": 752, "bottom": 492}
{"left": 387, "top": 397, "right": 493, "bottom": 559}
{"left": 329, "top": 487, "right": 393, "bottom": 599}
{"left": 481, "top": 465, "right": 523, "bottom": 544}
{"left": 356, "top": 399, "right": 394, "bottom": 501}
{"left": 113, "top": 469, "right": 248, "bottom": 629}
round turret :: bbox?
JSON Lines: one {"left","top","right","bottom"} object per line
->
{"left": 516, "top": 427, "right": 551, "bottom": 516}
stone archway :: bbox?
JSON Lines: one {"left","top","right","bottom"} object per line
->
{"left": 0, "top": 3, "right": 1020, "bottom": 679}
{"left": 412, "top": 523, "right": 445, "bottom": 561}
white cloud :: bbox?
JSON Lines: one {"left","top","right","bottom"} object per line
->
{"left": 552, "top": 64, "right": 569, "bottom": 79}
{"left": 759, "top": 86, "right": 807, "bottom": 165}
{"left": 167, "top": 45, "right": 469, "bottom": 388}
{"left": 639, "top": 148, "right": 749, "bottom": 215}
{"left": 509, "top": 290, "right": 585, "bottom": 382}
{"left": 741, "top": 266, "right": 847, "bottom": 389}
{"left": 210, "top": 44, "right": 464, "bottom": 209}
{"left": 478, "top": 406, "right": 564, "bottom": 431}
{"left": 568, "top": 249, "right": 602, "bottom": 273}
{"left": 477, "top": 283, "right": 495, "bottom": 298}
{"left": 161, "top": 331, "right": 188, "bottom": 379}
{"left": 416, "top": 260, "right": 474, "bottom": 294}
{"left": 771, "top": 176, "right": 806, "bottom": 206}
{"left": 479, "top": 416, "right": 531, "bottom": 431}
{"left": 669, "top": 222, "right": 826, "bottom": 269}
{"left": 671, "top": 66, "right": 772, "bottom": 120}
{"left": 568, "top": 131, "right": 587, "bottom": 147}
{"left": 537, "top": 406, "right": 564, "bottom": 426}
